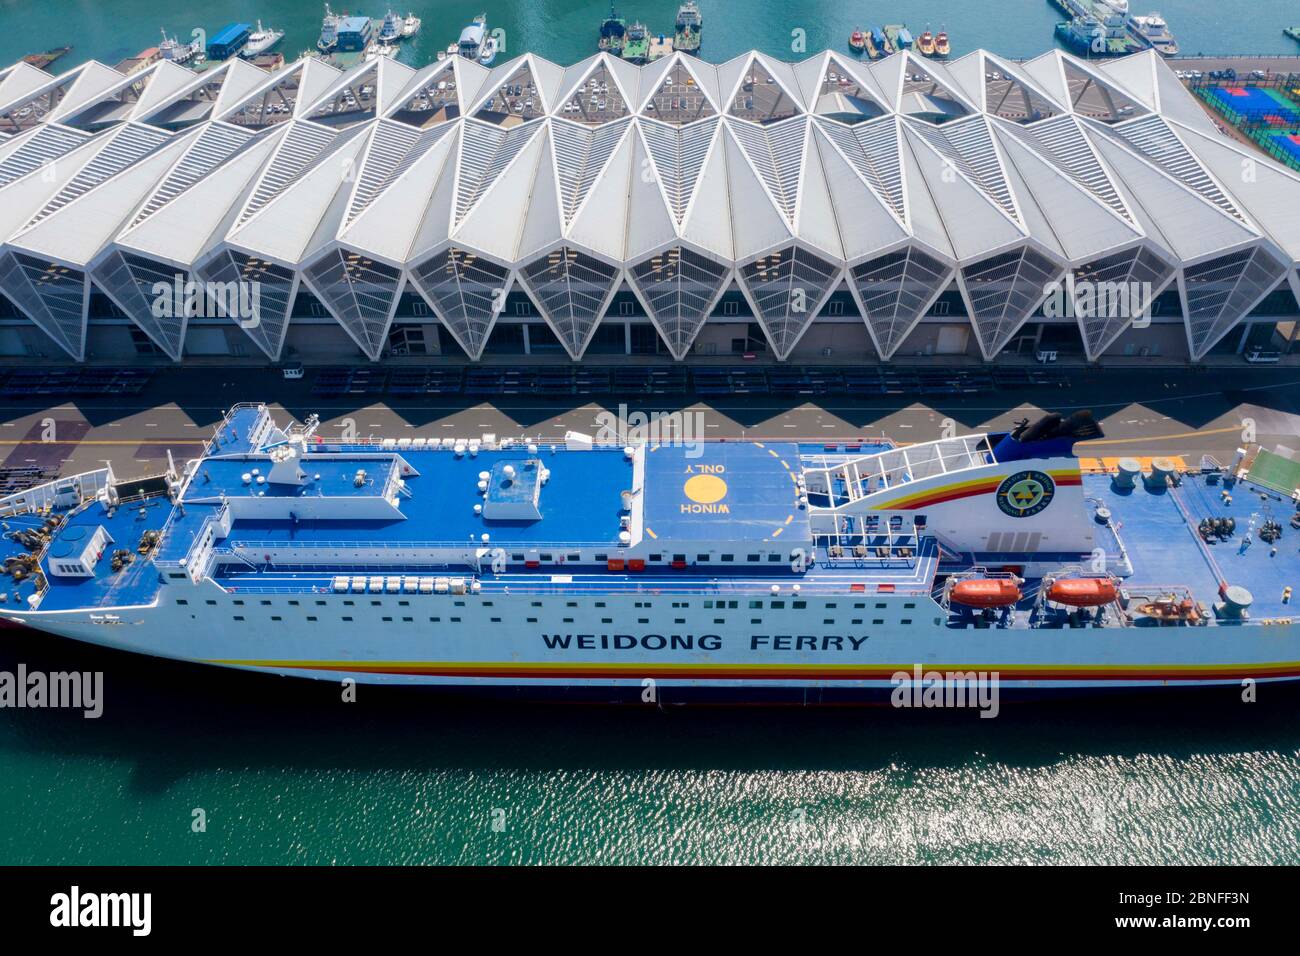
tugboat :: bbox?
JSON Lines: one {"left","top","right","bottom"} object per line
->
{"left": 917, "top": 29, "right": 935, "bottom": 56}
{"left": 158, "top": 29, "right": 199, "bottom": 65}
{"left": 934, "top": 29, "right": 950, "bottom": 58}
{"left": 598, "top": 3, "right": 628, "bottom": 56}
{"left": 378, "top": 10, "right": 402, "bottom": 44}
{"left": 673, "top": 1, "right": 703, "bottom": 54}
{"left": 623, "top": 21, "right": 650, "bottom": 64}
{"left": 318, "top": 3, "right": 340, "bottom": 53}
{"left": 401, "top": 12, "right": 421, "bottom": 37}
{"left": 849, "top": 29, "right": 867, "bottom": 54}
{"left": 242, "top": 20, "right": 285, "bottom": 58}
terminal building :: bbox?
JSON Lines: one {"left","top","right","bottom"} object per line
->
{"left": 0, "top": 46, "right": 1297, "bottom": 366}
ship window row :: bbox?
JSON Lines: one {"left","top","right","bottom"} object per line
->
{"left": 497, "top": 552, "right": 770, "bottom": 564}
{"left": 187, "top": 597, "right": 920, "bottom": 611}
{"left": 218, "top": 612, "right": 922, "bottom": 628}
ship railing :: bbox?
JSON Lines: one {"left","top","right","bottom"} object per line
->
{"left": 0, "top": 467, "right": 112, "bottom": 519}
{"left": 210, "top": 579, "right": 936, "bottom": 597}
{"left": 801, "top": 435, "right": 992, "bottom": 507}
{"left": 226, "top": 538, "right": 620, "bottom": 552}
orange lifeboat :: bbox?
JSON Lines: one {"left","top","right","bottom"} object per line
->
{"left": 950, "top": 578, "right": 1022, "bottom": 608}
{"left": 1046, "top": 577, "right": 1118, "bottom": 607}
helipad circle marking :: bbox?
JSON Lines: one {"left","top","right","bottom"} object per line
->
{"left": 684, "top": 474, "right": 728, "bottom": 504}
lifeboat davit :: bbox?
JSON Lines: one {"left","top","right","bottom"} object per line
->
{"left": 1046, "top": 577, "right": 1118, "bottom": 607}
{"left": 950, "top": 578, "right": 1021, "bottom": 608}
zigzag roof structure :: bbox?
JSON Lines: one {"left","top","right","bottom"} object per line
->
{"left": 0, "top": 47, "right": 1295, "bottom": 362}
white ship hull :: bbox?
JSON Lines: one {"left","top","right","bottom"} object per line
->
{"left": 9, "top": 586, "right": 1300, "bottom": 701}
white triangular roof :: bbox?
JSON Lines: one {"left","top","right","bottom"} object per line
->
{"left": 226, "top": 130, "right": 368, "bottom": 265}
{"left": 567, "top": 125, "right": 633, "bottom": 260}
{"left": 47, "top": 61, "right": 127, "bottom": 122}
{"left": 810, "top": 122, "right": 909, "bottom": 260}
{"left": 341, "top": 125, "right": 458, "bottom": 263}
{"left": 116, "top": 129, "right": 285, "bottom": 268}
{"left": 724, "top": 124, "right": 793, "bottom": 259}
{"left": 455, "top": 124, "right": 551, "bottom": 262}
{"left": 10, "top": 131, "right": 196, "bottom": 265}
{"left": 625, "top": 124, "right": 680, "bottom": 260}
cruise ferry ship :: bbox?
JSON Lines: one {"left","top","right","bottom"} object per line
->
{"left": 2, "top": 406, "right": 1298, "bottom": 703}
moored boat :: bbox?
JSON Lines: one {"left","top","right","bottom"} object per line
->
{"left": 242, "top": 20, "right": 285, "bottom": 58}
{"left": 378, "top": 10, "right": 402, "bottom": 43}
{"left": 623, "top": 21, "right": 650, "bottom": 63}
{"left": 849, "top": 29, "right": 867, "bottom": 54}
{"left": 673, "top": 0, "right": 703, "bottom": 54}
{"left": 158, "top": 29, "right": 198, "bottom": 65}
{"left": 318, "top": 4, "right": 340, "bottom": 53}
{"left": 598, "top": 3, "right": 628, "bottom": 55}
{"left": 453, "top": 14, "right": 497, "bottom": 66}
{"left": 918, "top": 29, "right": 935, "bottom": 56}
{"left": 934, "top": 30, "right": 950, "bottom": 57}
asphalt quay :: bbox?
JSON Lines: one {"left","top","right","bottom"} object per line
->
{"left": 0, "top": 365, "right": 1297, "bottom": 485}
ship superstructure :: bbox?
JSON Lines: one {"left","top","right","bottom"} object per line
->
{"left": 2, "top": 406, "right": 1299, "bottom": 701}
{"left": 673, "top": 1, "right": 703, "bottom": 54}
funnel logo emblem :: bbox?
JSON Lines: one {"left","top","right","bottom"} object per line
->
{"left": 996, "top": 471, "right": 1055, "bottom": 518}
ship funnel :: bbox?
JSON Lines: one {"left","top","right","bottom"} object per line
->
{"left": 993, "top": 410, "right": 1103, "bottom": 462}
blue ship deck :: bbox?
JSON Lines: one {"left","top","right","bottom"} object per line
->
{"left": 642, "top": 441, "right": 808, "bottom": 544}
{"left": 1095, "top": 469, "right": 1298, "bottom": 620}
{"left": 19, "top": 493, "right": 171, "bottom": 612}
{"left": 9, "top": 404, "right": 1299, "bottom": 623}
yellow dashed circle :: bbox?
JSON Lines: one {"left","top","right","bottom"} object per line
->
{"left": 684, "top": 474, "right": 728, "bottom": 504}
